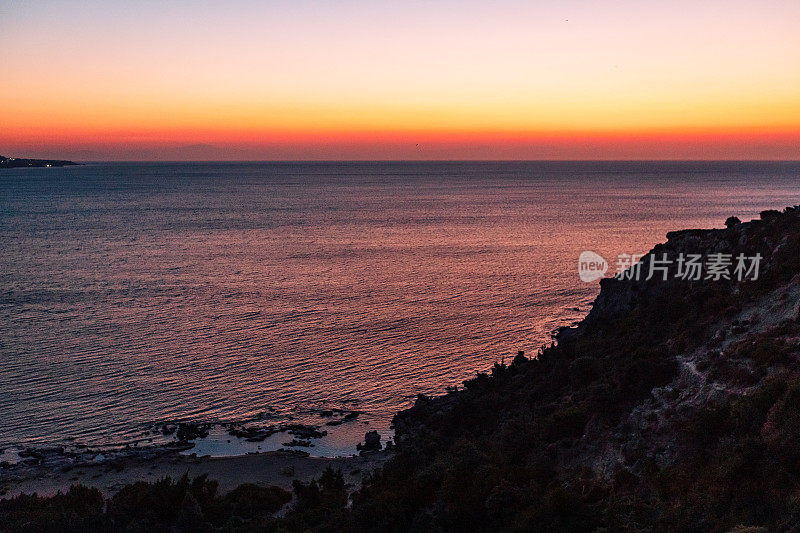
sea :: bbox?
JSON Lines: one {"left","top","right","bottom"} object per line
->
{"left": 1, "top": 161, "right": 799, "bottom": 458}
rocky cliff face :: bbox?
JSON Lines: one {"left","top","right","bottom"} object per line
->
{"left": 358, "top": 206, "right": 800, "bottom": 531}
{"left": 559, "top": 208, "right": 800, "bottom": 476}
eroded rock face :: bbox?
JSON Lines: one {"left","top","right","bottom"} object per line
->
{"left": 553, "top": 208, "right": 800, "bottom": 476}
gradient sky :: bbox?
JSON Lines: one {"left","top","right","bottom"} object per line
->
{"left": 2, "top": 0, "right": 799, "bottom": 160}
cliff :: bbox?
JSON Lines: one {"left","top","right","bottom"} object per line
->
{"left": 350, "top": 206, "right": 800, "bottom": 531}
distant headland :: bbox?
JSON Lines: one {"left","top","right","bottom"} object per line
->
{"left": 0, "top": 155, "right": 78, "bottom": 168}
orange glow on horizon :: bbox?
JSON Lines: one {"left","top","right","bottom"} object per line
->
{"left": 2, "top": 1, "right": 799, "bottom": 160}
{"left": 4, "top": 127, "right": 798, "bottom": 161}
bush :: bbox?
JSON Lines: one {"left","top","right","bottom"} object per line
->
{"left": 0, "top": 485, "right": 106, "bottom": 532}
{"left": 726, "top": 216, "right": 742, "bottom": 228}
{"left": 224, "top": 483, "right": 292, "bottom": 517}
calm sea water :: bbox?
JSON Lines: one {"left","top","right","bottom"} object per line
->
{"left": 1, "top": 161, "right": 799, "bottom": 451}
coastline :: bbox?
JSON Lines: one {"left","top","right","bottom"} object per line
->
{"left": 0, "top": 156, "right": 78, "bottom": 168}
{"left": 1, "top": 448, "right": 390, "bottom": 500}
{"left": 4, "top": 206, "right": 800, "bottom": 530}
{"left": 0, "top": 416, "right": 393, "bottom": 500}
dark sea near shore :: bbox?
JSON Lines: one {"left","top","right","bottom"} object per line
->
{"left": 1, "top": 161, "right": 799, "bottom": 459}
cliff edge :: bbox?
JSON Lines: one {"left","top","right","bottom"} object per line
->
{"left": 356, "top": 206, "right": 800, "bottom": 531}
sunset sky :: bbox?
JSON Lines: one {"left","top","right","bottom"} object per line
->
{"left": 2, "top": 0, "right": 799, "bottom": 160}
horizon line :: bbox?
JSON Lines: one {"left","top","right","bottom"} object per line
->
{"left": 64, "top": 159, "right": 800, "bottom": 164}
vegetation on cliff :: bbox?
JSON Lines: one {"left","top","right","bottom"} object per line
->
{"left": 345, "top": 206, "right": 800, "bottom": 532}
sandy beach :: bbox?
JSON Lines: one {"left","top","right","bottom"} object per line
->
{"left": 0, "top": 450, "right": 390, "bottom": 500}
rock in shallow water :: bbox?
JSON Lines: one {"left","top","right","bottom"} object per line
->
{"left": 357, "top": 430, "right": 382, "bottom": 453}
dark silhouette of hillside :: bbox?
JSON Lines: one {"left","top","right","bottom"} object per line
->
{"left": 0, "top": 155, "right": 77, "bottom": 168}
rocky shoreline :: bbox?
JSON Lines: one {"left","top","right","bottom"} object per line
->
{"left": 0, "top": 447, "right": 391, "bottom": 501}
{"left": 0, "top": 408, "right": 392, "bottom": 498}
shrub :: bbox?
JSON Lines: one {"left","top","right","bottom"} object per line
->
{"left": 224, "top": 483, "right": 291, "bottom": 517}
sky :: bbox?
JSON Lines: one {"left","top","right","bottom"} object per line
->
{"left": 1, "top": 0, "right": 799, "bottom": 160}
